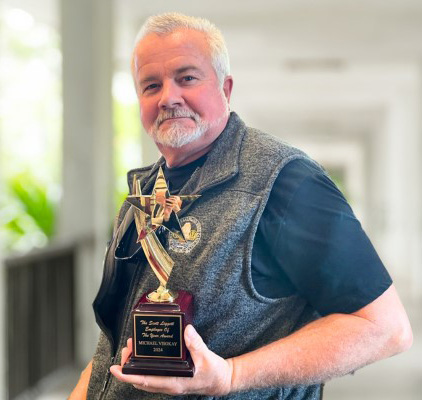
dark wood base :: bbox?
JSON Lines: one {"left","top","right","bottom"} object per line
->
{"left": 122, "top": 354, "right": 194, "bottom": 377}
{"left": 122, "top": 289, "right": 195, "bottom": 377}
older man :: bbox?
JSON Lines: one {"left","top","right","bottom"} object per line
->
{"left": 70, "top": 13, "right": 412, "bottom": 400}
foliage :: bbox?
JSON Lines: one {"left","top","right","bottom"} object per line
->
{"left": 0, "top": 7, "right": 61, "bottom": 253}
{"left": 113, "top": 97, "right": 142, "bottom": 212}
{"left": 1, "top": 173, "right": 56, "bottom": 252}
{"left": 8, "top": 174, "right": 55, "bottom": 237}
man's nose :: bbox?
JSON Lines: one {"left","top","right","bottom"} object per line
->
{"left": 158, "top": 81, "right": 184, "bottom": 109}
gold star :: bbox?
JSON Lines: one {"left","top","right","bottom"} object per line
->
{"left": 127, "top": 167, "right": 200, "bottom": 242}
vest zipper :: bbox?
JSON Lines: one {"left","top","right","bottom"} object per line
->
{"left": 98, "top": 260, "right": 144, "bottom": 398}
{"left": 99, "top": 356, "right": 114, "bottom": 399}
{"left": 94, "top": 241, "right": 116, "bottom": 399}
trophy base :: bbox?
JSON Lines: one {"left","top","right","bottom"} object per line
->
{"left": 122, "top": 290, "right": 195, "bottom": 377}
{"left": 122, "top": 354, "right": 194, "bottom": 377}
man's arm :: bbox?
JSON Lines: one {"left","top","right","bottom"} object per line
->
{"left": 230, "top": 284, "right": 412, "bottom": 391}
{"left": 110, "top": 284, "right": 412, "bottom": 396}
{"left": 68, "top": 360, "right": 92, "bottom": 400}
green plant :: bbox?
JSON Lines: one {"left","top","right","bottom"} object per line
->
{"left": 2, "top": 173, "right": 56, "bottom": 251}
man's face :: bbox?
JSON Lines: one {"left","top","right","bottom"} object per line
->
{"left": 154, "top": 190, "right": 166, "bottom": 206}
{"left": 133, "top": 29, "right": 232, "bottom": 149}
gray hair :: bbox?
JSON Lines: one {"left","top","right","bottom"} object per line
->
{"left": 131, "top": 12, "right": 230, "bottom": 86}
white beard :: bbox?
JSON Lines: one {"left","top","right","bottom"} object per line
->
{"left": 148, "top": 114, "right": 210, "bottom": 148}
{"left": 147, "top": 97, "right": 229, "bottom": 148}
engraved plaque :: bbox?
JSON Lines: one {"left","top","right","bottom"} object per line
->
{"left": 134, "top": 314, "right": 182, "bottom": 359}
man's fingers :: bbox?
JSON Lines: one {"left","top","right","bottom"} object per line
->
{"left": 110, "top": 365, "right": 146, "bottom": 387}
{"left": 120, "top": 338, "right": 133, "bottom": 366}
{"left": 120, "top": 347, "right": 131, "bottom": 367}
{"left": 110, "top": 365, "right": 183, "bottom": 394}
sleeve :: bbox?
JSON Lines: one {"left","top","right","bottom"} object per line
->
{"left": 261, "top": 158, "right": 392, "bottom": 316}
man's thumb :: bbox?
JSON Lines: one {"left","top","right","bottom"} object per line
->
{"left": 185, "top": 324, "right": 207, "bottom": 356}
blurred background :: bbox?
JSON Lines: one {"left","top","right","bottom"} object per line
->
{"left": 0, "top": 0, "right": 421, "bottom": 399}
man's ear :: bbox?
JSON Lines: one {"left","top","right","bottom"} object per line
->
{"left": 222, "top": 75, "right": 233, "bottom": 103}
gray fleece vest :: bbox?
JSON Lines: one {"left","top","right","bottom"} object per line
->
{"left": 88, "top": 113, "right": 322, "bottom": 400}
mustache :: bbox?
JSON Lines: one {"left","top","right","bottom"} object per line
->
{"left": 154, "top": 109, "right": 199, "bottom": 127}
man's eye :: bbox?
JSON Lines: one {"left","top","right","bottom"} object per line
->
{"left": 182, "top": 76, "right": 196, "bottom": 82}
{"left": 144, "top": 83, "right": 159, "bottom": 92}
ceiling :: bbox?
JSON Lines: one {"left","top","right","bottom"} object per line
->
{"left": 5, "top": 0, "right": 422, "bottom": 62}
{"left": 6, "top": 0, "right": 422, "bottom": 60}
{"left": 4, "top": 0, "right": 422, "bottom": 140}
{"left": 116, "top": 0, "right": 422, "bottom": 62}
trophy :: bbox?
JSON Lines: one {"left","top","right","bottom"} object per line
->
{"left": 122, "top": 167, "right": 199, "bottom": 377}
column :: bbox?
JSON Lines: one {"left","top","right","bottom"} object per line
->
{"left": 59, "top": 0, "right": 113, "bottom": 366}
{"left": 141, "top": 132, "right": 160, "bottom": 166}
{"left": 382, "top": 67, "right": 422, "bottom": 303}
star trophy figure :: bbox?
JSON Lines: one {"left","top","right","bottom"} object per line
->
{"left": 122, "top": 167, "right": 200, "bottom": 377}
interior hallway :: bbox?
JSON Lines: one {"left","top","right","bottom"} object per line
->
{"left": 2, "top": 1, "right": 422, "bottom": 399}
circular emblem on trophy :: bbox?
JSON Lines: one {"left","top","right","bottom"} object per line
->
{"left": 169, "top": 216, "right": 201, "bottom": 254}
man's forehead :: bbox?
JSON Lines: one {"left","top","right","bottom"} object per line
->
{"left": 134, "top": 29, "right": 212, "bottom": 74}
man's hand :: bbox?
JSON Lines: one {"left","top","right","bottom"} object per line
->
{"left": 110, "top": 325, "right": 233, "bottom": 396}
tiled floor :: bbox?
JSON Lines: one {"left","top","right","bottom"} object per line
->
{"left": 34, "top": 308, "right": 421, "bottom": 400}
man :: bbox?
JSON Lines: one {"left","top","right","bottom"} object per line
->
{"left": 70, "top": 12, "right": 412, "bottom": 399}
{"left": 152, "top": 191, "right": 182, "bottom": 225}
